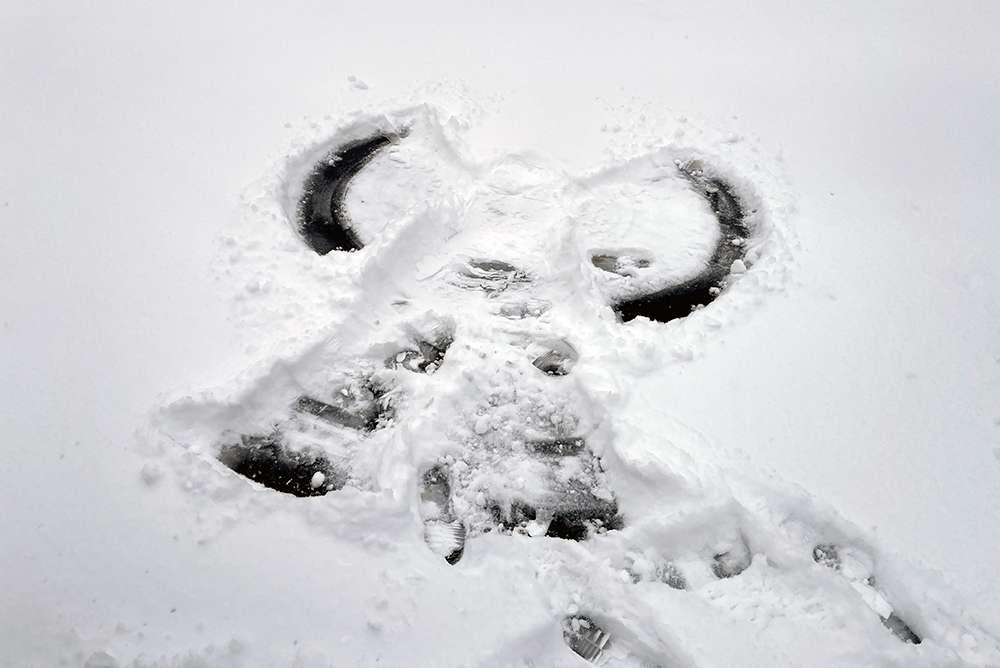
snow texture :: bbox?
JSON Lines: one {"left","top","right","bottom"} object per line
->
{"left": 144, "top": 100, "right": 993, "bottom": 666}
{"left": 3, "top": 2, "right": 999, "bottom": 667}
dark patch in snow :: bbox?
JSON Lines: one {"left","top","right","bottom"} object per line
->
{"left": 485, "top": 433, "right": 622, "bottom": 541}
{"left": 812, "top": 543, "right": 841, "bottom": 570}
{"left": 711, "top": 534, "right": 752, "bottom": 579}
{"left": 813, "top": 543, "right": 922, "bottom": 644}
{"left": 298, "top": 131, "right": 402, "bottom": 254}
{"left": 525, "top": 437, "right": 587, "bottom": 457}
{"left": 386, "top": 331, "right": 454, "bottom": 374}
{"left": 614, "top": 172, "right": 750, "bottom": 324}
{"left": 545, "top": 497, "right": 623, "bottom": 541}
{"left": 883, "top": 612, "right": 922, "bottom": 645}
{"left": 219, "top": 385, "right": 388, "bottom": 496}
{"left": 420, "top": 465, "right": 453, "bottom": 508}
{"left": 545, "top": 513, "right": 594, "bottom": 541}
{"left": 219, "top": 434, "right": 344, "bottom": 497}
{"left": 532, "top": 351, "right": 571, "bottom": 375}
{"left": 659, "top": 562, "right": 687, "bottom": 590}
{"left": 420, "top": 464, "right": 466, "bottom": 564}
{"left": 454, "top": 259, "right": 530, "bottom": 293}
{"left": 591, "top": 251, "right": 652, "bottom": 276}
{"left": 490, "top": 499, "right": 538, "bottom": 527}
{"left": 532, "top": 339, "right": 579, "bottom": 376}
{"left": 487, "top": 490, "right": 621, "bottom": 541}
{"left": 563, "top": 616, "right": 612, "bottom": 663}
{"left": 293, "top": 390, "right": 385, "bottom": 432}
{"left": 625, "top": 552, "right": 688, "bottom": 589}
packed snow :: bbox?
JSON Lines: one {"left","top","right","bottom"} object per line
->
{"left": 2, "top": 2, "right": 998, "bottom": 667}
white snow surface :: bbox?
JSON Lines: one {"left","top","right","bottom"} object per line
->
{"left": 2, "top": 2, "right": 999, "bottom": 667}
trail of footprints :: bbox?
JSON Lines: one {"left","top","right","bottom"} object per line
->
{"left": 210, "top": 116, "right": 922, "bottom": 663}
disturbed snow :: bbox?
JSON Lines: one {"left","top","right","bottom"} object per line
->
{"left": 137, "top": 96, "right": 1000, "bottom": 667}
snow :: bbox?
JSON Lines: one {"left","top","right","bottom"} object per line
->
{"left": 2, "top": 1, "right": 999, "bottom": 667}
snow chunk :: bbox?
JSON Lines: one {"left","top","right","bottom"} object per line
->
{"left": 525, "top": 521, "right": 545, "bottom": 537}
{"left": 474, "top": 416, "right": 490, "bottom": 435}
{"left": 139, "top": 462, "right": 162, "bottom": 486}
{"left": 851, "top": 581, "right": 894, "bottom": 618}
